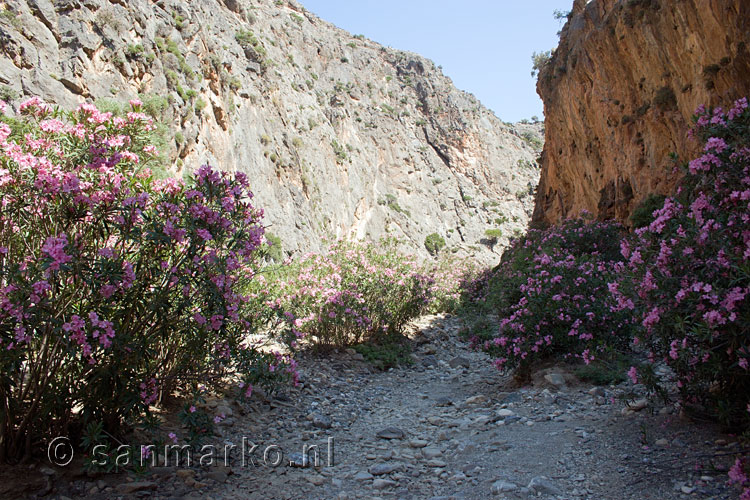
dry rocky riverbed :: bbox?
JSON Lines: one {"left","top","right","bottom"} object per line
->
{"left": 13, "top": 314, "right": 740, "bottom": 499}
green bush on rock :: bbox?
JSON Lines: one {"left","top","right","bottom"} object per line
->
{"left": 424, "top": 232, "right": 446, "bottom": 257}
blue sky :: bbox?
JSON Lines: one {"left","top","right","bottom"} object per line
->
{"left": 301, "top": 0, "right": 572, "bottom": 122}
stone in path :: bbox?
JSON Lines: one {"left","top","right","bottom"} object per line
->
{"left": 117, "top": 482, "right": 157, "bottom": 494}
{"left": 376, "top": 427, "right": 405, "bottom": 439}
{"left": 528, "top": 476, "right": 563, "bottom": 496}
{"left": 491, "top": 480, "right": 518, "bottom": 494}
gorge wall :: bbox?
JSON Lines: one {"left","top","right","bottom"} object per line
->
{"left": 0, "top": 0, "right": 542, "bottom": 263}
{"left": 533, "top": 0, "right": 750, "bottom": 226}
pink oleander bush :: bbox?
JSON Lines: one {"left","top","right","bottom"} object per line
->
{"left": 620, "top": 97, "right": 750, "bottom": 430}
{"left": 251, "top": 238, "right": 436, "bottom": 349}
{"left": 455, "top": 97, "right": 750, "bottom": 495}
{"left": 426, "top": 256, "right": 482, "bottom": 314}
{"left": 729, "top": 457, "right": 750, "bottom": 500}
{"left": 0, "top": 99, "right": 295, "bottom": 462}
{"left": 473, "top": 216, "right": 635, "bottom": 376}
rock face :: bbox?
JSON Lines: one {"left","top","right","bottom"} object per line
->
{"left": 533, "top": 0, "right": 750, "bottom": 227}
{"left": 0, "top": 0, "right": 542, "bottom": 262}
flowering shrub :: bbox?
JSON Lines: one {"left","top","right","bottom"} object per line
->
{"left": 621, "top": 97, "right": 750, "bottom": 429}
{"left": 425, "top": 255, "right": 481, "bottom": 314}
{"left": 251, "top": 239, "right": 435, "bottom": 349}
{"left": 472, "top": 217, "right": 635, "bottom": 376}
{"left": 729, "top": 457, "right": 750, "bottom": 500}
{"left": 0, "top": 99, "right": 295, "bottom": 461}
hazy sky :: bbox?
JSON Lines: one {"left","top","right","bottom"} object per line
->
{"left": 300, "top": 0, "right": 572, "bottom": 123}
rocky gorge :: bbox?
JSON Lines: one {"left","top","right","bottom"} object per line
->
{"left": 1, "top": 0, "right": 749, "bottom": 498}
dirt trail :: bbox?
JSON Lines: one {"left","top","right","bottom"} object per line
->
{"left": 28, "top": 314, "right": 737, "bottom": 499}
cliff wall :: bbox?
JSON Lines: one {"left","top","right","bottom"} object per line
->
{"left": 534, "top": 0, "right": 750, "bottom": 226}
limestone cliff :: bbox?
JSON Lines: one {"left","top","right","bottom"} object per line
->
{"left": 0, "top": 0, "right": 542, "bottom": 263}
{"left": 533, "top": 0, "right": 750, "bottom": 226}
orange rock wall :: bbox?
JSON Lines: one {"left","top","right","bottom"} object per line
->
{"left": 533, "top": 0, "right": 750, "bottom": 226}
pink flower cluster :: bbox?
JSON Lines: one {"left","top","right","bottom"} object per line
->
{"left": 0, "top": 98, "right": 294, "bottom": 460}
{"left": 617, "top": 97, "right": 750, "bottom": 429}
{"left": 474, "top": 217, "right": 635, "bottom": 372}
{"left": 729, "top": 458, "right": 750, "bottom": 500}
{"left": 139, "top": 378, "right": 159, "bottom": 405}
{"left": 41, "top": 234, "right": 72, "bottom": 271}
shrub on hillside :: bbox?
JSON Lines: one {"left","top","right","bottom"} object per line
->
{"left": 620, "top": 97, "right": 750, "bottom": 430}
{"left": 0, "top": 98, "right": 295, "bottom": 461}
{"left": 481, "top": 228, "right": 503, "bottom": 252}
{"left": 424, "top": 232, "right": 446, "bottom": 257}
{"left": 425, "top": 256, "right": 481, "bottom": 314}
{"left": 476, "top": 216, "right": 635, "bottom": 377}
{"left": 264, "top": 231, "right": 284, "bottom": 263}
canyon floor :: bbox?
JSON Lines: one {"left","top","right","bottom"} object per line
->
{"left": 15, "top": 315, "right": 739, "bottom": 500}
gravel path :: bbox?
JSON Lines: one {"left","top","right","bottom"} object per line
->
{"left": 31, "top": 314, "right": 738, "bottom": 499}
